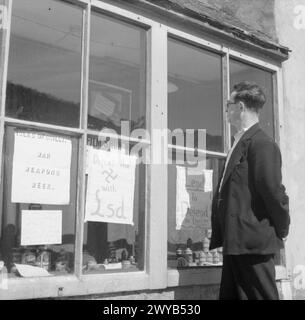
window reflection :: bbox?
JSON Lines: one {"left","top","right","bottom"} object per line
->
{"left": 230, "top": 59, "right": 274, "bottom": 139}
{"left": 168, "top": 38, "right": 223, "bottom": 152}
{"left": 5, "top": 0, "right": 82, "bottom": 127}
{"left": 88, "top": 12, "right": 146, "bottom": 132}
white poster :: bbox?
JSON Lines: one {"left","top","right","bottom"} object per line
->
{"left": 85, "top": 148, "right": 137, "bottom": 225}
{"left": 175, "top": 167, "right": 213, "bottom": 241}
{"left": 11, "top": 132, "right": 72, "bottom": 205}
{"left": 21, "top": 210, "right": 62, "bottom": 246}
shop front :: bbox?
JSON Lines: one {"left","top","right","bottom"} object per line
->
{"left": 0, "top": 0, "right": 290, "bottom": 299}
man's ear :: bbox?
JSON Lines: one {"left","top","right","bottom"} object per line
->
{"left": 239, "top": 101, "right": 245, "bottom": 111}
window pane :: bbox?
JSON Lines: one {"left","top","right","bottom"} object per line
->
{"left": 82, "top": 135, "right": 146, "bottom": 274}
{"left": 0, "top": 126, "right": 78, "bottom": 277}
{"left": 168, "top": 152, "right": 225, "bottom": 268}
{"left": 230, "top": 59, "right": 274, "bottom": 139}
{"left": 5, "top": 0, "right": 82, "bottom": 127}
{"left": 0, "top": 0, "right": 8, "bottom": 97}
{"left": 168, "top": 38, "right": 223, "bottom": 152}
{"left": 88, "top": 12, "right": 146, "bottom": 132}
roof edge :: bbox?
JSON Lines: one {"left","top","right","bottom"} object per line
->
{"left": 137, "top": 0, "right": 290, "bottom": 61}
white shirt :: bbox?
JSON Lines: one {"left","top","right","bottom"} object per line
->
{"left": 218, "top": 123, "right": 257, "bottom": 192}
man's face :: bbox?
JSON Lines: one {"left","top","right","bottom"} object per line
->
{"left": 226, "top": 91, "right": 242, "bottom": 128}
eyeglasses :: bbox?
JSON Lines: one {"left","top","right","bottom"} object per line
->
{"left": 226, "top": 101, "right": 237, "bottom": 110}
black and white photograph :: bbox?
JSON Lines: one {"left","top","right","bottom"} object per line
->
{"left": 0, "top": 0, "right": 304, "bottom": 306}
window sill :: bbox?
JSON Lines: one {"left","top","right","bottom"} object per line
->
{"left": 167, "top": 265, "right": 288, "bottom": 288}
{"left": 0, "top": 271, "right": 150, "bottom": 300}
{"left": 167, "top": 266, "right": 222, "bottom": 287}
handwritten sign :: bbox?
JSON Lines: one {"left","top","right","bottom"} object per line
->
{"left": 21, "top": 210, "right": 62, "bottom": 246}
{"left": 85, "top": 149, "right": 136, "bottom": 225}
{"left": 11, "top": 132, "right": 72, "bottom": 204}
{"left": 175, "top": 166, "right": 213, "bottom": 242}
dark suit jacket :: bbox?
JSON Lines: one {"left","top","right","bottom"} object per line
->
{"left": 209, "top": 123, "right": 290, "bottom": 255}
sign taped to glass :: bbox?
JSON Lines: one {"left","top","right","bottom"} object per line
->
{"left": 11, "top": 131, "right": 72, "bottom": 204}
{"left": 85, "top": 148, "right": 137, "bottom": 225}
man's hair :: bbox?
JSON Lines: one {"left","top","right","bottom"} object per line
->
{"left": 233, "top": 81, "right": 266, "bottom": 112}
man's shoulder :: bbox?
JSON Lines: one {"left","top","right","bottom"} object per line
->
{"left": 249, "top": 128, "right": 279, "bottom": 153}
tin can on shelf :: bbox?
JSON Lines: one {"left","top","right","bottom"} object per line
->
{"left": 22, "top": 249, "right": 36, "bottom": 266}
{"left": 203, "top": 237, "right": 210, "bottom": 253}
{"left": 184, "top": 248, "right": 193, "bottom": 264}
{"left": 12, "top": 249, "right": 22, "bottom": 264}
{"left": 213, "top": 251, "right": 220, "bottom": 264}
{"left": 199, "top": 251, "right": 206, "bottom": 265}
{"left": 206, "top": 252, "right": 213, "bottom": 264}
{"left": 36, "top": 248, "right": 50, "bottom": 271}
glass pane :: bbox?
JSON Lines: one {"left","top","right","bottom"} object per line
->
{"left": 82, "top": 135, "right": 146, "bottom": 274}
{"left": 168, "top": 38, "right": 223, "bottom": 152}
{"left": 0, "top": 0, "right": 8, "bottom": 91}
{"left": 230, "top": 59, "right": 274, "bottom": 139}
{"left": 167, "top": 151, "right": 225, "bottom": 269}
{"left": 88, "top": 12, "right": 146, "bottom": 132}
{"left": 5, "top": 0, "right": 82, "bottom": 127}
{"left": 0, "top": 127, "right": 78, "bottom": 277}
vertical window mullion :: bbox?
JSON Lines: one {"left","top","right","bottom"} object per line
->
{"left": 147, "top": 23, "right": 167, "bottom": 289}
{"left": 74, "top": 2, "right": 91, "bottom": 277}
{"left": 0, "top": 0, "right": 12, "bottom": 119}
{"left": 0, "top": 0, "right": 12, "bottom": 235}
{"left": 273, "top": 71, "right": 280, "bottom": 144}
{"left": 223, "top": 49, "right": 231, "bottom": 152}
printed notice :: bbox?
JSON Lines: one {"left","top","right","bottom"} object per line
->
{"left": 85, "top": 149, "right": 136, "bottom": 225}
{"left": 174, "top": 166, "right": 213, "bottom": 242}
{"left": 21, "top": 210, "right": 62, "bottom": 246}
{"left": 11, "top": 131, "right": 72, "bottom": 204}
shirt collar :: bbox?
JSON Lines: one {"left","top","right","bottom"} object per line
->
{"left": 234, "top": 122, "right": 258, "bottom": 141}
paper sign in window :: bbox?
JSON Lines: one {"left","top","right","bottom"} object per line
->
{"left": 21, "top": 210, "right": 62, "bottom": 246}
{"left": 175, "top": 167, "right": 213, "bottom": 241}
{"left": 11, "top": 131, "right": 72, "bottom": 205}
{"left": 85, "top": 148, "right": 136, "bottom": 225}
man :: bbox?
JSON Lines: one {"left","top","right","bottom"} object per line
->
{"left": 209, "top": 81, "right": 290, "bottom": 300}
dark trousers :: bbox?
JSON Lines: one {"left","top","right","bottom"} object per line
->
{"left": 219, "top": 254, "right": 279, "bottom": 300}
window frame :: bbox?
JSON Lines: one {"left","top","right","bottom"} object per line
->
{"left": 0, "top": 0, "right": 286, "bottom": 299}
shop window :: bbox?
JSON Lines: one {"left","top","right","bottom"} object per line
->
{"left": 168, "top": 38, "right": 223, "bottom": 153}
{"left": 0, "top": 126, "right": 78, "bottom": 277}
{"left": 88, "top": 11, "right": 146, "bottom": 132}
{"left": 167, "top": 37, "right": 225, "bottom": 269}
{"left": 230, "top": 59, "right": 275, "bottom": 139}
{"left": 82, "top": 11, "right": 147, "bottom": 274}
{"left": 5, "top": 0, "right": 82, "bottom": 127}
{"left": 83, "top": 135, "right": 146, "bottom": 273}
